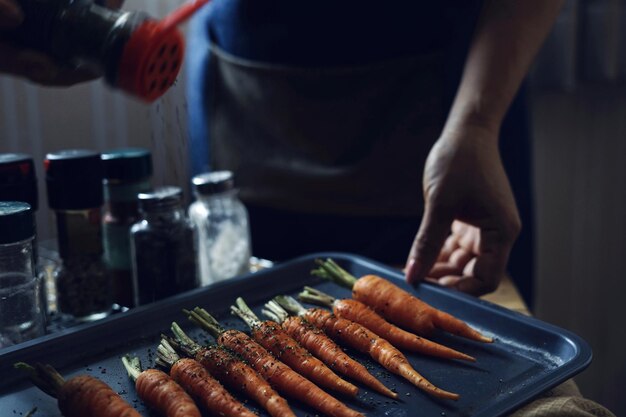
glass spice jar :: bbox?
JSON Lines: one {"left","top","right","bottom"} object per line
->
{"left": 188, "top": 171, "right": 251, "bottom": 286}
{"left": 101, "top": 148, "right": 153, "bottom": 308}
{"left": 0, "top": 202, "right": 46, "bottom": 348}
{"left": 45, "top": 150, "right": 112, "bottom": 322}
{"left": 130, "top": 186, "right": 198, "bottom": 306}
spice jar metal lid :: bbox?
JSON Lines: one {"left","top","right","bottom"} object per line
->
{"left": 0, "top": 153, "right": 38, "bottom": 211}
{"left": 138, "top": 186, "right": 183, "bottom": 212}
{"left": 45, "top": 149, "right": 104, "bottom": 210}
{"left": 101, "top": 148, "right": 153, "bottom": 182}
{"left": 0, "top": 202, "right": 35, "bottom": 244}
{"left": 192, "top": 171, "right": 234, "bottom": 196}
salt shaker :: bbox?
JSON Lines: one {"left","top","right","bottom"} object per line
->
{"left": 188, "top": 171, "right": 251, "bottom": 286}
{"left": 0, "top": 202, "right": 45, "bottom": 348}
{"left": 130, "top": 186, "right": 198, "bottom": 306}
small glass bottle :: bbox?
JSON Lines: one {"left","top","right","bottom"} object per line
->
{"left": 0, "top": 202, "right": 45, "bottom": 348}
{"left": 188, "top": 171, "right": 251, "bottom": 286}
{"left": 101, "top": 148, "right": 153, "bottom": 308}
{"left": 0, "top": 153, "right": 51, "bottom": 317}
{"left": 45, "top": 150, "right": 112, "bottom": 322}
{"left": 130, "top": 186, "right": 199, "bottom": 306}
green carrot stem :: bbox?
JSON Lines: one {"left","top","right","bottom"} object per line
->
{"left": 230, "top": 297, "right": 262, "bottom": 329}
{"left": 298, "top": 286, "right": 337, "bottom": 308}
{"left": 184, "top": 308, "right": 225, "bottom": 339}
{"left": 262, "top": 300, "right": 289, "bottom": 323}
{"left": 312, "top": 258, "right": 358, "bottom": 289}
{"left": 171, "top": 322, "right": 202, "bottom": 354}
{"left": 156, "top": 338, "right": 181, "bottom": 370}
{"left": 14, "top": 362, "right": 64, "bottom": 398}
{"left": 273, "top": 295, "right": 307, "bottom": 316}
{"left": 121, "top": 355, "right": 142, "bottom": 382}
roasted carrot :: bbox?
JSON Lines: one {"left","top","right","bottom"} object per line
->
{"left": 275, "top": 295, "right": 460, "bottom": 401}
{"left": 185, "top": 307, "right": 365, "bottom": 417}
{"left": 167, "top": 323, "right": 297, "bottom": 417}
{"left": 154, "top": 340, "right": 257, "bottom": 417}
{"left": 231, "top": 297, "right": 359, "bottom": 397}
{"left": 263, "top": 299, "right": 399, "bottom": 399}
{"left": 121, "top": 355, "right": 201, "bottom": 417}
{"left": 313, "top": 258, "right": 492, "bottom": 343}
{"left": 299, "top": 286, "right": 475, "bottom": 362}
{"left": 14, "top": 362, "right": 141, "bottom": 417}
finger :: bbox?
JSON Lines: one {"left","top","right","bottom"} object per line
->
{"left": 0, "top": 45, "right": 56, "bottom": 80}
{"left": 456, "top": 223, "right": 480, "bottom": 253}
{"left": 428, "top": 262, "right": 462, "bottom": 278}
{"left": 448, "top": 247, "right": 473, "bottom": 269}
{"left": 405, "top": 201, "right": 453, "bottom": 285}
{"left": 0, "top": 45, "right": 98, "bottom": 86}
{"left": 0, "top": 0, "right": 22, "bottom": 28}
{"left": 33, "top": 65, "right": 99, "bottom": 86}
{"left": 457, "top": 226, "right": 516, "bottom": 295}
{"left": 435, "top": 275, "right": 463, "bottom": 287}
{"left": 436, "top": 235, "right": 459, "bottom": 262}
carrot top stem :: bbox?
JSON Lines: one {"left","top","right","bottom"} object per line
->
{"left": 156, "top": 338, "right": 182, "bottom": 370}
{"left": 273, "top": 295, "right": 307, "bottom": 317}
{"left": 171, "top": 322, "right": 203, "bottom": 356}
{"left": 14, "top": 362, "right": 65, "bottom": 398}
{"left": 298, "top": 286, "right": 337, "bottom": 308}
{"left": 312, "top": 259, "right": 357, "bottom": 289}
{"left": 183, "top": 308, "right": 225, "bottom": 339}
{"left": 121, "top": 355, "right": 143, "bottom": 382}
{"left": 262, "top": 300, "right": 290, "bottom": 323}
{"left": 230, "top": 297, "right": 262, "bottom": 329}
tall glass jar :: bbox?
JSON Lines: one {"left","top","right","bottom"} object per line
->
{"left": 45, "top": 150, "right": 112, "bottom": 322}
{"left": 0, "top": 202, "right": 45, "bottom": 348}
{"left": 130, "top": 186, "right": 198, "bottom": 306}
{"left": 188, "top": 171, "right": 251, "bottom": 286}
{"left": 101, "top": 148, "right": 152, "bottom": 308}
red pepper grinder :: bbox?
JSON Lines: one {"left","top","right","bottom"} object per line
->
{"left": 4, "top": 0, "right": 209, "bottom": 102}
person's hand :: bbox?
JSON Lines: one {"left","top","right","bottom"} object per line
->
{"left": 0, "top": 0, "right": 98, "bottom": 86}
{"left": 404, "top": 124, "right": 521, "bottom": 296}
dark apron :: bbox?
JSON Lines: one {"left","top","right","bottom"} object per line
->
{"left": 208, "top": 44, "right": 447, "bottom": 218}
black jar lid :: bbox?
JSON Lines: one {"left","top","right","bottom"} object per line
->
{"left": 192, "top": 171, "right": 234, "bottom": 196}
{"left": 0, "top": 202, "right": 35, "bottom": 244}
{"left": 0, "top": 153, "right": 39, "bottom": 211}
{"left": 101, "top": 148, "right": 153, "bottom": 182}
{"left": 138, "top": 186, "right": 183, "bottom": 212}
{"left": 45, "top": 149, "right": 104, "bottom": 210}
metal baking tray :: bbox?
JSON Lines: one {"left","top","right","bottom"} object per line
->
{"left": 0, "top": 253, "right": 592, "bottom": 417}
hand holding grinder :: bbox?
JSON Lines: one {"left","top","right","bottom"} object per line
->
{"left": 2, "top": 0, "right": 209, "bottom": 101}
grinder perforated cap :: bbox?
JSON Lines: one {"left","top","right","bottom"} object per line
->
{"left": 117, "top": 0, "right": 209, "bottom": 102}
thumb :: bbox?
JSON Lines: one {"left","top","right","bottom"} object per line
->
{"left": 405, "top": 201, "right": 453, "bottom": 285}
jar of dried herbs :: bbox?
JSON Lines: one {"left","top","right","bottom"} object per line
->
{"left": 45, "top": 150, "right": 112, "bottom": 322}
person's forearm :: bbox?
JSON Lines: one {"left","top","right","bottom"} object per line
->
{"left": 445, "top": 0, "right": 564, "bottom": 136}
